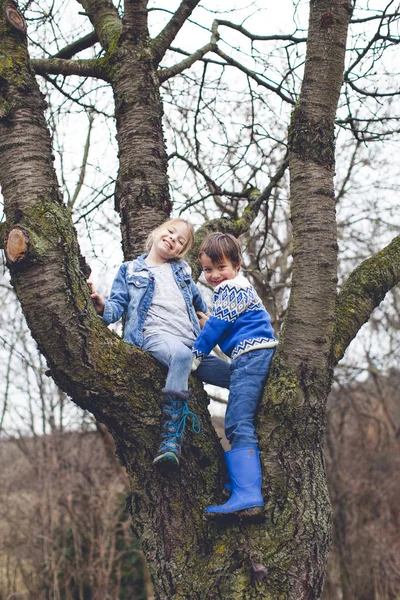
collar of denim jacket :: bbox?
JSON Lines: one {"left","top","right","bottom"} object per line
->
{"left": 132, "top": 254, "right": 184, "bottom": 273}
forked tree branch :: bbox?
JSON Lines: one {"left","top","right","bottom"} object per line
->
{"left": 333, "top": 234, "right": 400, "bottom": 365}
{"left": 76, "top": 0, "right": 122, "bottom": 52}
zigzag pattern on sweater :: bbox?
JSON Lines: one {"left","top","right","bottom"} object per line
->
{"left": 192, "top": 347, "right": 206, "bottom": 360}
{"left": 213, "top": 284, "right": 265, "bottom": 323}
{"left": 231, "top": 337, "right": 278, "bottom": 360}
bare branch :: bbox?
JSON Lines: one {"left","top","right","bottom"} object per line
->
{"left": 213, "top": 46, "right": 295, "bottom": 105}
{"left": 187, "top": 154, "right": 289, "bottom": 279}
{"left": 53, "top": 31, "right": 99, "bottom": 59}
{"left": 40, "top": 74, "right": 112, "bottom": 117}
{"left": 69, "top": 113, "right": 94, "bottom": 211}
{"left": 350, "top": 12, "right": 399, "bottom": 24}
{"left": 345, "top": 4, "right": 400, "bottom": 94}
{"left": 345, "top": 77, "right": 399, "bottom": 98}
{"left": 215, "top": 19, "right": 307, "bottom": 44}
{"left": 158, "top": 32, "right": 218, "bottom": 83}
{"left": 168, "top": 45, "right": 226, "bottom": 66}
{"left": 152, "top": 0, "right": 201, "bottom": 65}
{"left": 31, "top": 57, "right": 109, "bottom": 80}
{"left": 333, "top": 234, "right": 400, "bottom": 365}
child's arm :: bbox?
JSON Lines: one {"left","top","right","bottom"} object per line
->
{"left": 99, "top": 264, "right": 130, "bottom": 325}
{"left": 192, "top": 281, "right": 251, "bottom": 358}
{"left": 192, "top": 314, "right": 232, "bottom": 359}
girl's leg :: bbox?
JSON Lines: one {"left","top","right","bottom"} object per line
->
{"left": 142, "top": 334, "right": 197, "bottom": 468}
{"left": 225, "top": 349, "right": 275, "bottom": 449}
{"left": 142, "top": 334, "right": 193, "bottom": 390}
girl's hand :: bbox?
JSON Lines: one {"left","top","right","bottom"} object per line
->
{"left": 197, "top": 311, "right": 211, "bottom": 329}
{"left": 87, "top": 280, "right": 105, "bottom": 315}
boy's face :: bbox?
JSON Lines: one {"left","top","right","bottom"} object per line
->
{"left": 200, "top": 254, "right": 240, "bottom": 287}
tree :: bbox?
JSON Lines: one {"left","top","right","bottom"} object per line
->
{"left": 0, "top": 1, "right": 399, "bottom": 598}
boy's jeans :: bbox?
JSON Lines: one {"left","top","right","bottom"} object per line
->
{"left": 225, "top": 348, "right": 275, "bottom": 449}
{"left": 142, "top": 333, "right": 230, "bottom": 391}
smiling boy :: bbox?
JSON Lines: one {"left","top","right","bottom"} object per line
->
{"left": 192, "top": 232, "right": 278, "bottom": 518}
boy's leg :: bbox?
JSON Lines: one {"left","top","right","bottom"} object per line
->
{"left": 142, "top": 333, "right": 193, "bottom": 390}
{"left": 225, "top": 348, "right": 275, "bottom": 449}
{"left": 194, "top": 354, "right": 231, "bottom": 389}
{"left": 205, "top": 348, "right": 275, "bottom": 518}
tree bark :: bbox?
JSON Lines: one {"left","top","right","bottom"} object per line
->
{"left": 112, "top": 1, "right": 172, "bottom": 258}
{"left": 2, "top": 1, "right": 400, "bottom": 599}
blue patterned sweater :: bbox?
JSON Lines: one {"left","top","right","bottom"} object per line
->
{"left": 192, "top": 274, "right": 278, "bottom": 362}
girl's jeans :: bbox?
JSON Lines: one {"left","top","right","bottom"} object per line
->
{"left": 225, "top": 348, "right": 275, "bottom": 449}
{"left": 142, "top": 333, "right": 230, "bottom": 391}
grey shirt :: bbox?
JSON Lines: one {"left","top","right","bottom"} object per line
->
{"left": 143, "top": 263, "right": 196, "bottom": 346}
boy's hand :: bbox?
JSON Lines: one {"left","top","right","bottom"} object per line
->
{"left": 197, "top": 311, "right": 211, "bottom": 329}
{"left": 87, "top": 281, "right": 105, "bottom": 315}
{"left": 191, "top": 356, "right": 202, "bottom": 372}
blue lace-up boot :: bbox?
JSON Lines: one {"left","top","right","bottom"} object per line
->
{"left": 153, "top": 389, "right": 200, "bottom": 468}
{"left": 206, "top": 447, "right": 264, "bottom": 518}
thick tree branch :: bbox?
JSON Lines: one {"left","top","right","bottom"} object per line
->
{"left": 122, "top": 0, "right": 149, "bottom": 43}
{"left": 53, "top": 31, "right": 99, "bottom": 59}
{"left": 31, "top": 57, "right": 109, "bottom": 80}
{"left": 333, "top": 235, "right": 400, "bottom": 365}
{"left": 282, "top": 0, "right": 351, "bottom": 379}
{"left": 76, "top": 0, "right": 122, "bottom": 52}
{"left": 151, "top": 0, "right": 201, "bottom": 65}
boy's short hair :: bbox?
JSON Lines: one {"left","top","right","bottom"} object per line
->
{"left": 146, "top": 218, "right": 194, "bottom": 258}
{"left": 198, "top": 232, "right": 242, "bottom": 267}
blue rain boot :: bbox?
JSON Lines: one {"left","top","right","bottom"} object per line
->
{"left": 206, "top": 447, "right": 264, "bottom": 518}
{"left": 153, "top": 389, "right": 200, "bottom": 469}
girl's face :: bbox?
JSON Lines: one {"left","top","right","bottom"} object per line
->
{"left": 151, "top": 221, "right": 190, "bottom": 261}
{"left": 199, "top": 253, "right": 240, "bottom": 287}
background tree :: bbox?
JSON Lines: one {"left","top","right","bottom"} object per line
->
{"left": 0, "top": 1, "right": 399, "bottom": 599}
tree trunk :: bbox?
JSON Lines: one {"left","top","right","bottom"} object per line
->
{"left": 3, "top": 1, "right": 394, "bottom": 598}
{"left": 112, "top": 2, "right": 172, "bottom": 259}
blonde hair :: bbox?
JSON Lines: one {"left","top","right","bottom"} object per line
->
{"left": 145, "top": 218, "right": 194, "bottom": 258}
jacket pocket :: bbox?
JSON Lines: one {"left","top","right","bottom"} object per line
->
{"left": 127, "top": 275, "right": 149, "bottom": 288}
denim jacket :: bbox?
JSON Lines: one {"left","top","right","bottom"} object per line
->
{"left": 102, "top": 254, "right": 207, "bottom": 348}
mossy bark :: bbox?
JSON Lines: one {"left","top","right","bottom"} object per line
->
{"left": 333, "top": 234, "right": 400, "bottom": 364}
